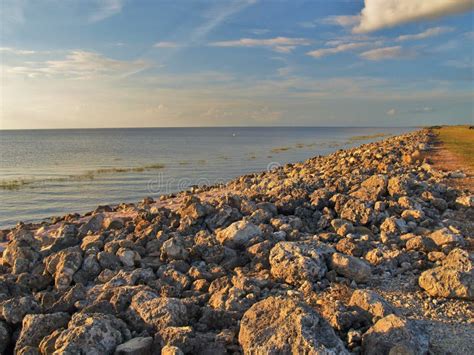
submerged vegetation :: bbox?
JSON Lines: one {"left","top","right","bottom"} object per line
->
{"left": 348, "top": 133, "right": 391, "bottom": 141}
{"left": 0, "top": 163, "right": 165, "bottom": 190}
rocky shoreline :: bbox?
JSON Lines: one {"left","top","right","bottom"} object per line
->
{"left": 0, "top": 129, "right": 472, "bottom": 354}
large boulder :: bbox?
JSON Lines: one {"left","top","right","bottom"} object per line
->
{"left": 53, "top": 313, "right": 131, "bottom": 353}
{"left": 418, "top": 248, "right": 473, "bottom": 300}
{"left": 238, "top": 296, "right": 348, "bottom": 354}
{"left": 15, "top": 313, "right": 70, "bottom": 353}
{"left": 362, "top": 314, "right": 429, "bottom": 355}
{"left": 269, "top": 241, "right": 331, "bottom": 286}
{"left": 329, "top": 253, "right": 371, "bottom": 283}
{"left": 216, "top": 220, "right": 262, "bottom": 249}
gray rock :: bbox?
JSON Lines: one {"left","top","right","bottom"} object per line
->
{"left": 1, "top": 296, "right": 40, "bottom": 325}
{"left": 114, "top": 336, "right": 153, "bottom": 355}
{"left": 15, "top": 312, "right": 70, "bottom": 353}
{"left": 54, "top": 313, "right": 131, "bottom": 354}
{"left": 0, "top": 321, "right": 9, "bottom": 353}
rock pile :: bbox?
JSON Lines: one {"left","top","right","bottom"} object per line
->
{"left": 0, "top": 129, "right": 472, "bottom": 354}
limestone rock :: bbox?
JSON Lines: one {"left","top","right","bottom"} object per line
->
{"left": 53, "top": 313, "right": 131, "bottom": 353}
{"left": 418, "top": 248, "right": 473, "bottom": 300}
{"left": 15, "top": 312, "right": 70, "bottom": 353}
{"left": 216, "top": 220, "right": 262, "bottom": 249}
{"left": 349, "top": 289, "right": 396, "bottom": 319}
{"left": 239, "top": 296, "right": 348, "bottom": 354}
{"left": 329, "top": 253, "right": 371, "bottom": 283}
{"left": 130, "top": 292, "right": 188, "bottom": 331}
{"left": 269, "top": 241, "right": 330, "bottom": 286}
{"left": 1, "top": 296, "right": 40, "bottom": 325}
{"left": 362, "top": 314, "right": 429, "bottom": 355}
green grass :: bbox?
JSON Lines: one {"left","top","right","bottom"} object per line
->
{"left": 434, "top": 125, "right": 474, "bottom": 170}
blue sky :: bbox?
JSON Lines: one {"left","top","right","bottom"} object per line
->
{"left": 1, "top": 0, "right": 473, "bottom": 129}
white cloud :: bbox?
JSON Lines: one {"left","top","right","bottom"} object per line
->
{"left": 210, "top": 37, "right": 311, "bottom": 53}
{"left": 0, "top": 47, "right": 36, "bottom": 55}
{"left": 89, "top": 0, "right": 124, "bottom": 22}
{"left": 153, "top": 41, "right": 181, "bottom": 48}
{"left": 397, "top": 26, "right": 453, "bottom": 41}
{"left": 360, "top": 46, "right": 415, "bottom": 61}
{"left": 353, "top": 0, "right": 474, "bottom": 33}
{"left": 307, "top": 42, "right": 370, "bottom": 58}
{"left": 321, "top": 15, "right": 361, "bottom": 27}
{"left": 5, "top": 50, "right": 149, "bottom": 79}
{"left": 387, "top": 108, "right": 397, "bottom": 115}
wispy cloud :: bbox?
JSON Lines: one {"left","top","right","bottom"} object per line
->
{"left": 210, "top": 37, "right": 311, "bottom": 53}
{"left": 307, "top": 42, "right": 370, "bottom": 58}
{"left": 360, "top": 46, "right": 416, "bottom": 61}
{"left": 153, "top": 41, "right": 181, "bottom": 48}
{"left": 0, "top": 47, "right": 36, "bottom": 55}
{"left": 397, "top": 26, "right": 453, "bottom": 41}
{"left": 5, "top": 50, "right": 149, "bottom": 79}
{"left": 353, "top": 0, "right": 474, "bottom": 33}
{"left": 386, "top": 108, "right": 397, "bottom": 116}
{"left": 89, "top": 0, "right": 124, "bottom": 22}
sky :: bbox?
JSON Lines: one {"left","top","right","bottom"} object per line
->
{"left": 1, "top": 0, "right": 473, "bottom": 129}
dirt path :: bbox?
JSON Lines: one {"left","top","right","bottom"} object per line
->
{"left": 429, "top": 131, "right": 474, "bottom": 193}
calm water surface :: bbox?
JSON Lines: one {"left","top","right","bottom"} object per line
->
{"left": 0, "top": 127, "right": 413, "bottom": 228}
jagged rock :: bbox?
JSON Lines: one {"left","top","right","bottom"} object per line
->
{"left": 351, "top": 174, "right": 387, "bottom": 201}
{"left": 53, "top": 313, "right": 130, "bottom": 353}
{"left": 216, "top": 220, "right": 262, "bottom": 249}
{"left": 117, "top": 247, "right": 141, "bottom": 267}
{"left": 15, "top": 313, "right": 69, "bottom": 353}
{"left": 429, "top": 228, "right": 464, "bottom": 248}
{"left": 130, "top": 292, "right": 188, "bottom": 330}
{"left": 44, "top": 246, "right": 83, "bottom": 290}
{"left": 103, "top": 217, "right": 125, "bottom": 230}
{"left": 340, "top": 199, "right": 374, "bottom": 225}
{"left": 78, "top": 214, "right": 104, "bottom": 235}
{"left": 418, "top": 248, "right": 473, "bottom": 300}
{"left": 269, "top": 241, "right": 330, "bottom": 286}
{"left": 239, "top": 296, "right": 348, "bottom": 354}
{"left": 349, "top": 289, "right": 396, "bottom": 319}
{"left": 1, "top": 296, "right": 40, "bottom": 325}
{"left": 329, "top": 253, "right": 371, "bottom": 283}
{"left": 161, "top": 237, "right": 189, "bottom": 261}
{"left": 114, "top": 336, "right": 153, "bottom": 355}
{"left": 362, "top": 314, "right": 429, "bottom": 355}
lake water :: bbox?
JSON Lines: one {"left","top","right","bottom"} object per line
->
{"left": 0, "top": 127, "right": 413, "bottom": 228}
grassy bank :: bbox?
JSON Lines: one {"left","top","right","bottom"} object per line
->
{"left": 434, "top": 125, "right": 474, "bottom": 169}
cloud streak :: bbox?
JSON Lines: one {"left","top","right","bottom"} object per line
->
{"left": 5, "top": 50, "right": 149, "bottom": 79}
{"left": 353, "top": 0, "right": 474, "bottom": 33}
{"left": 210, "top": 37, "right": 311, "bottom": 53}
{"left": 307, "top": 42, "right": 369, "bottom": 58}
{"left": 359, "top": 46, "right": 415, "bottom": 61}
{"left": 397, "top": 26, "right": 453, "bottom": 41}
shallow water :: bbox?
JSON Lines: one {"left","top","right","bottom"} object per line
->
{"left": 0, "top": 127, "right": 413, "bottom": 228}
